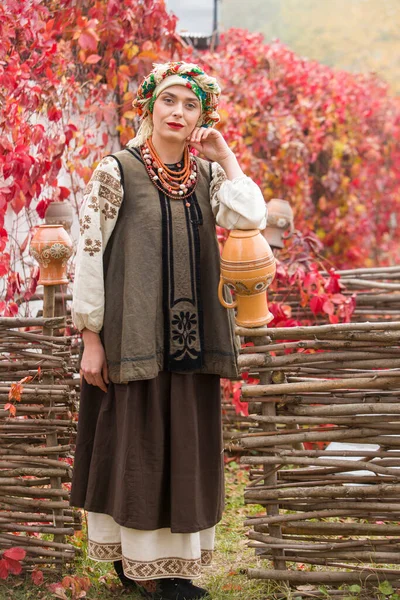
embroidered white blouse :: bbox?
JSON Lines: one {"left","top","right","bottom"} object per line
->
{"left": 72, "top": 156, "right": 268, "bottom": 333}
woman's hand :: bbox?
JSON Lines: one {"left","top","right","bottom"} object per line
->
{"left": 81, "top": 329, "right": 109, "bottom": 393}
{"left": 187, "top": 128, "right": 244, "bottom": 179}
{"left": 187, "top": 128, "right": 234, "bottom": 163}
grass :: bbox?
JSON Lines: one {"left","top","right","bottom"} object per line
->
{"left": 0, "top": 460, "right": 399, "bottom": 600}
{"left": 0, "top": 461, "right": 274, "bottom": 600}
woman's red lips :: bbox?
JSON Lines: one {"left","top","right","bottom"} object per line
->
{"left": 167, "top": 122, "right": 184, "bottom": 129}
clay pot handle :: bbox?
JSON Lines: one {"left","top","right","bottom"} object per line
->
{"left": 283, "top": 219, "right": 295, "bottom": 241}
{"left": 218, "top": 278, "right": 237, "bottom": 309}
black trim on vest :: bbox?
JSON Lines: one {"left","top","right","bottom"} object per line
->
{"left": 187, "top": 192, "right": 205, "bottom": 361}
{"left": 107, "top": 155, "right": 125, "bottom": 202}
{"left": 189, "top": 190, "right": 203, "bottom": 227}
{"left": 157, "top": 189, "right": 171, "bottom": 370}
{"left": 125, "top": 147, "right": 143, "bottom": 165}
{"left": 179, "top": 200, "right": 195, "bottom": 304}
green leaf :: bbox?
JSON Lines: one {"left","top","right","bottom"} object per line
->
{"left": 378, "top": 581, "right": 394, "bottom": 595}
{"left": 348, "top": 585, "right": 361, "bottom": 593}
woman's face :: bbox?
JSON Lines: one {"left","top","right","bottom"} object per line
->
{"left": 151, "top": 85, "right": 202, "bottom": 143}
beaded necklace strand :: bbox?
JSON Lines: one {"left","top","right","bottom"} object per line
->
{"left": 140, "top": 138, "right": 198, "bottom": 206}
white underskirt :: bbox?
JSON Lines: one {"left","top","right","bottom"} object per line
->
{"left": 86, "top": 511, "right": 216, "bottom": 580}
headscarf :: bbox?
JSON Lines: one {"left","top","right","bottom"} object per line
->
{"left": 127, "top": 61, "right": 221, "bottom": 148}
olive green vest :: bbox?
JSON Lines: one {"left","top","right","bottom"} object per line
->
{"left": 101, "top": 148, "right": 239, "bottom": 383}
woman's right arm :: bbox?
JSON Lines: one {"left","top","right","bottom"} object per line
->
{"left": 81, "top": 329, "right": 109, "bottom": 392}
{"left": 72, "top": 156, "right": 123, "bottom": 391}
{"left": 209, "top": 161, "right": 267, "bottom": 230}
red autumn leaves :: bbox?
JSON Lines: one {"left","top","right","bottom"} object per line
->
{"left": 200, "top": 30, "right": 400, "bottom": 268}
{"left": 0, "top": 547, "right": 26, "bottom": 579}
{"left": 0, "top": 0, "right": 180, "bottom": 315}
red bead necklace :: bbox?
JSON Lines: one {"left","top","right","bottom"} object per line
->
{"left": 140, "top": 139, "right": 198, "bottom": 206}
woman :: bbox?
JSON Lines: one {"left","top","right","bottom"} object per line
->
{"left": 70, "top": 61, "right": 267, "bottom": 600}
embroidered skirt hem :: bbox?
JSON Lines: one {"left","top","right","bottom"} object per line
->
{"left": 86, "top": 511, "right": 215, "bottom": 580}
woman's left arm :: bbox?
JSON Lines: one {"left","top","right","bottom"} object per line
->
{"left": 188, "top": 127, "right": 267, "bottom": 230}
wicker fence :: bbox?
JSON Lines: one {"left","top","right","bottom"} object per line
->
{"left": 0, "top": 316, "right": 81, "bottom": 575}
{"left": 222, "top": 265, "right": 400, "bottom": 443}
{"left": 237, "top": 319, "right": 400, "bottom": 591}
{"left": 3, "top": 263, "right": 398, "bottom": 583}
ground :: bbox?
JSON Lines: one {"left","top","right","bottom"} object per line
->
{"left": 0, "top": 461, "right": 398, "bottom": 600}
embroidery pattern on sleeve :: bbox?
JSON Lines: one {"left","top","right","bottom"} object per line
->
{"left": 210, "top": 163, "right": 227, "bottom": 203}
{"left": 88, "top": 196, "right": 99, "bottom": 212}
{"left": 79, "top": 215, "right": 91, "bottom": 234}
{"left": 93, "top": 170, "right": 121, "bottom": 191}
{"left": 94, "top": 170, "right": 123, "bottom": 207}
{"left": 84, "top": 239, "right": 102, "bottom": 256}
{"left": 99, "top": 157, "right": 115, "bottom": 167}
{"left": 102, "top": 202, "right": 117, "bottom": 220}
{"left": 84, "top": 182, "right": 93, "bottom": 196}
{"left": 98, "top": 185, "right": 122, "bottom": 206}
{"left": 72, "top": 155, "right": 123, "bottom": 332}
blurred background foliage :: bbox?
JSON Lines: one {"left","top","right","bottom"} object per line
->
{"left": 220, "top": 0, "right": 400, "bottom": 94}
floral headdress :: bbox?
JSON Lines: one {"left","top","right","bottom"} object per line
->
{"left": 127, "top": 61, "right": 221, "bottom": 148}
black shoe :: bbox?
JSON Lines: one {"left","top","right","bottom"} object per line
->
{"left": 154, "top": 578, "right": 211, "bottom": 600}
{"left": 175, "top": 578, "right": 211, "bottom": 599}
{"left": 113, "top": 565, "right": 211, "bottom": 600}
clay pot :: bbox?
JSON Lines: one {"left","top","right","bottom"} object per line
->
{"left": 45, "top": 201, "right": 74, "bottom": 233}
{"left": 30, "top": 225, "right": 73, "bottom": 286}
{"left": 262, "top": 198, "right": 294, "bottom": 249}
{"left": 218, "top": 229, "right": 276, "bottom": 327}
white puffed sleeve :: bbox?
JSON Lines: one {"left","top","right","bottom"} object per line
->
{"left": 71, "top": 157, "right": 123, "bottom": 333}
{"left": 209, "top": 162, "right": 267, "bottom": 230}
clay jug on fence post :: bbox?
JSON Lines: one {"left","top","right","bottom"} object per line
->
{"left": 218, "top": 229, "right": 276, "bottom": 327}
{"left": 30, "top": 224, "right": 73, "bottom": 287}
{"left": 44, "top": 202, "right": 74, "bottom": 317}
{"left": 29, "top": 223, "right": 73, "bottom": 552}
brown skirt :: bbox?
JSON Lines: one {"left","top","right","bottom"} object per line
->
{"left": 69, "top": 372, "right": 224, "bottom": 534}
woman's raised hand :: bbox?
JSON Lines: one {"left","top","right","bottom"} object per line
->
{"left": 80, "top": 329, "right": 109, "bottom": 393}
{"left": 187, "top": 128, "right": 234, "bottom": 164}
{"left": 187, "top": 128, "right": 245, "bottom": 180}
